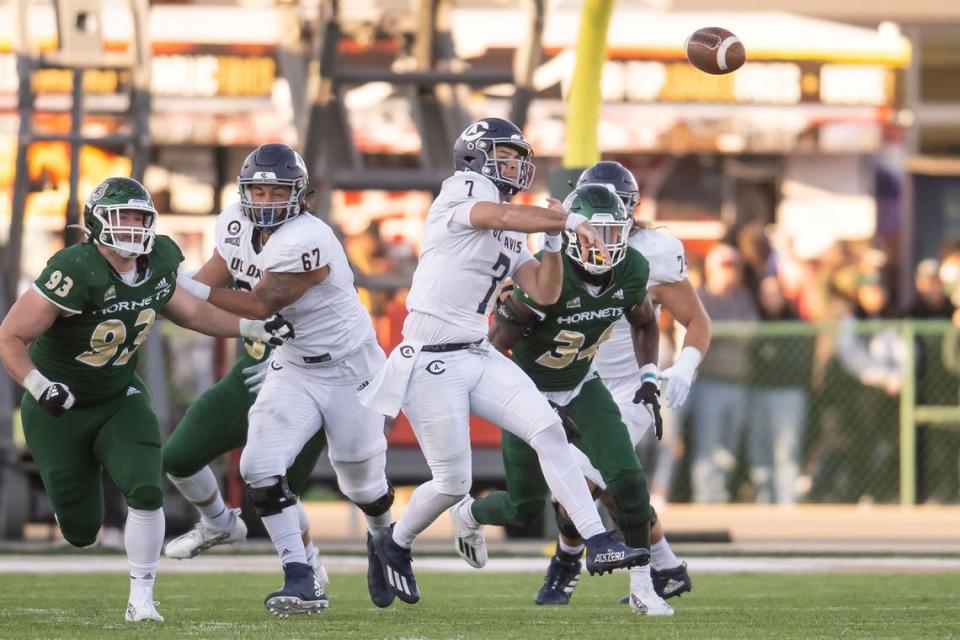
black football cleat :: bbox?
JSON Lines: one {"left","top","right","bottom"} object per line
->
{"left": 366, "top": 531, "right": 396, "bottom": 608}
{"left": 534, "top": 549, "right": 582, "bottom": 605}
{"left": 583, "top": 532, "right": 649, "bottom": 576}
{"left": 264, "top": 562, "right": 329, "bottom": 618}
{"left": 372, "top": 523, "right": 420, "bottom": 604}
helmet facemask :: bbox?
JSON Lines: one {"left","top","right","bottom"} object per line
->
{"left": 476, "top": 139, "right": 536, "bottom": 196}
{"left": 239, "top": 177, "right": 305, "bottom": 228}
{"left": 562, "top": 184, "right": 631, "bottom": 275}
{"left": 92, "top": 201, "right": 157, "bottom": 258}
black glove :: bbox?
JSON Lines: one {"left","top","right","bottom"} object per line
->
{"left": 263, "top": 313, "right": 295, "bottom": 346}
{"left": 548, "top": 400, "right": 582, "bottom": 442}
{"left": 38, "top": 382, "right": 76, "bottom": 417}
{"left": 633, "top": 381, "right": 663, "bottom": 441}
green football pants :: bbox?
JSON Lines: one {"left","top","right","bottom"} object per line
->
{"left": 162, "top": 351, "right": 326, "bottom": 495}
{"left": 22, "top": 376, "right": 162, "bottom": 548}
{"left": 471, "top": 375, "right": 652, "bottom": 548}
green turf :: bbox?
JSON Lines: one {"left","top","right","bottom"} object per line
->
{"left": 0, "top": 572, "right": 956, "bottom": 639}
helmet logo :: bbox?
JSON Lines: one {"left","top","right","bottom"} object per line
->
{"left": 460, "top": 121, "right": 490, "bottom": 142}
{"left": 255, "top": 171, "right": 277, "bottom": 180}
{"left": 86, "top": 181, "right": 109, "bottom": 206}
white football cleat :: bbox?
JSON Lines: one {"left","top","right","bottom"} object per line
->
{"left": 628, "top": 567, "right": 674, "bottom": 617}
{"left": 306, "top": 544, "right": 330, "bottom": 591}
{"left": 449, "top": 496, "right": 487, "bottom": 569}
{"left": 125, "top": 598, "right": 164, "bottom": 622}
{"left": 163, "top": 508, "right": 247, "bottom": 559}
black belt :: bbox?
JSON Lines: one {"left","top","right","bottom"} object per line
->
{"left": 421, "top": 339, "right": 483, "bottom": 353}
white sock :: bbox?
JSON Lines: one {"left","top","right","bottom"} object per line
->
{"left": 125, "top": 507, "right": 164, "bottom": 602}
{"left": 558, "top": 537, "right": 584, "bottom": 556}
{"left": 296, "top": 499, "right": 310, "bottom": 532}
{"left": 459, "top": 498, "right": 479, "bottom": 527}
{"left": 527, "top": 427, "right": 604, "bottom": 539}
{"left": 261, "top": 506, "right": 307, "bottom": 566}
{"left": 393, "top": 481, "right": 461, "bottom": 549}
{"left": 365, "top": 511, "right": 392, "bottom": 535}
{"left": 167, "top": 468, "right": 231, "bottom": 530}
{"left": 629, "top": 564, "right": 654, "bottom": 592}
{"left": 651, "top": 536, "right": 681, "bottom": 571}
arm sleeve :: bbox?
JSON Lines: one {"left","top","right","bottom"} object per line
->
{"left": 436, "top": 173, "right": 500, "bottom": 231}
{"left": 261, "top": 229, "right": 332, "bottom": 274}
{"left": 32, "top": 255, "right": 89, "bottom": 315}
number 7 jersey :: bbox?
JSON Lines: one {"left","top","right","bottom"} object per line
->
{"left": 405, "top": 172, "right": 535, "bottom": 340}
{"left": 30, "top": 237, "right": 184, "bottom": 407}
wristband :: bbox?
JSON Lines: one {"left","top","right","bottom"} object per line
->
{"left": 176, "top": 273, "right": 211, "bottom": 301}
{"left": 543, "top": 233, "right": 562, "bottom": 253}
{"left": 564, "top": 213, "right": 588, "bottom": 232}
{"left": 23, "top": 369, "right": 52, "bottom": 401}
{"left": 639, "top": 363, "right": 660, "bottom": 387}
{"left": 238, "top": 318, "right": 259, "bottom": 340}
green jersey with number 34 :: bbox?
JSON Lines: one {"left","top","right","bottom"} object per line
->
{"left": 30, "top": 236, "right": 184, "bottom": 406}
{"left": 511, "top": 248, "right": 650, "bottom": 392}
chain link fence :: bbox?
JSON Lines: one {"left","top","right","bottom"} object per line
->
{"left": 641, "top": 320, "right": 960, "bottom": 506}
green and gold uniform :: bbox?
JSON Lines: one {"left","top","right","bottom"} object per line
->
{"left": 470, "top": 247, "right": 655, "bottom": 548}
{"left": 23, "top": 237, "right": 182, "bottom": 547}
{"left": 161, "top": 337, "right": 326, "bottom": 496}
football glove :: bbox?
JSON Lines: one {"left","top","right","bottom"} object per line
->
{"left": 241, "top": 358, "right": 271, "bottom": 394}
{"left": 633, "top": 381, "right": 663, "bottom": 441}
{"left": 548, "top": 400, "right": 582, "bottom": 442}
{"left": 659, "top": 347, "right": 702, "bottom": 409}
{"left": 24, "top": 370, "right": 76, "bottom": 417}
{"left": 239, "top": 314, "right": 295, "bottom": 347}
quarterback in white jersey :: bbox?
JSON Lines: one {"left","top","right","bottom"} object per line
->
{"left": 177, "top": 144, "right": 397, "bottom": 615}
{"left": 359, "top": 117, "right": 650, "bottom": 606}
{"left": 557, "top": 161, "right": 711, "bottom": 603}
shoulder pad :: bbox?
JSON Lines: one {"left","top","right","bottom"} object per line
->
{"left": 150, "top": 235, "right": 186, "bottom": 276}
{"left": 441, "top": 172, "right": 500, "bottom": 204}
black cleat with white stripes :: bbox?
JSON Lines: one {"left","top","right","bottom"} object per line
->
{"left": 372, "top": 523, "right": 420, "bottom": 604}
{"left": 366, "top": 531, "right": 396, "bottom": 608}
{"left": 583, "top": 532, "right": 650, "bottom": 576}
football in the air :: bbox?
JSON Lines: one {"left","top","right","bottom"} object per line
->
{"left": 684, "top": 27, "right": 746, "bottom": 75}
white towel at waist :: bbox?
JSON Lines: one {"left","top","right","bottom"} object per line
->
{"left": 357, "top": 340, "right": 423, "bottom": 418}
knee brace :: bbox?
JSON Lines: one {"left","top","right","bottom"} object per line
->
{"left": 354, "top": 483, "right": 395, "bottom": 518}
{"left": 551, "top": 500, "right": 582, "bottom": 541}
{"left": 246, "top": 476, "right": 297, "bottom": 517}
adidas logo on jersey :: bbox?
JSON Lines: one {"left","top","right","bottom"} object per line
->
{"left": 126, "top": 387, "right": 141, "bottom": 396}
{"left": 104, "top": 285, "right": 117, "bottom": 302}
{"left": 566, "top": 297, "right": 581, "bottom": 309}
{"left": 155, "top": 277, "right": 169, "bottom": 290}
{"left": 613, "top": 289, "right": 624, "bottom": 300}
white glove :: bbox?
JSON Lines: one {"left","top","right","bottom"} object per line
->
{"left": 659, "top": 347, "right": 702, "bottom": 409}
{"left": 239, "top": 315, "right": 295, "bottom": 347}
{"left": 241, "top": 358, "right": 271, "bottom": 394}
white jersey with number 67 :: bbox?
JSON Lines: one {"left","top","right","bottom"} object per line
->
{"left": 595, "top": 228, "right": 688, "bottom": 383}
{"left": 405, "top": 172, "right": 535, "bottom": 343}
{"left": 214, "top": 203, "right": 377, "bottom": 369}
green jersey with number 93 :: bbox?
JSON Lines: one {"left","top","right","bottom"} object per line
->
{"left": 30, "top": 237, "right": 184, "bottom": 407}
{"left": 511, "top": 248, "right": 650, "bottom": 392}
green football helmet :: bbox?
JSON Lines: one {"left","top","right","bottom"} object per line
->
{"left": 83, "top": 177, "right": 157, "bottom": 258}
{"left": 563, "top": 183, "right": 631, "bottom": 274}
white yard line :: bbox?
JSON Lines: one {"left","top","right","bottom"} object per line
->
{"left": 1, "top": 555, "right": 959, "bottom": 574}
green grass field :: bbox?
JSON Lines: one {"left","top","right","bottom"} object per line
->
{"left": 0, "top": 571, "right": 956, "bottom": 639}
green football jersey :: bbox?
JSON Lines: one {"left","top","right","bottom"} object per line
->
{"left": 512, "top": 248, "right": 650, "bottom": 392}
{"left": 30, "top": 236, "right": 184, "bottom": 407}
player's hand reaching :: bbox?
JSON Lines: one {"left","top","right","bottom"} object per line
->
{"left": 242, "top": 358, "right": 271, "bottom": 394}
{"left": 548, "top": 400, "right": 582, "bottom": 442}
{"left": 633, "top": 381, "right": 663, "bottom": 440}
{"left": 568, "top": 217, "right": 611, "bottom": 267}
{"left": 239, "top": 314, "right": 295, "bottom": 347}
